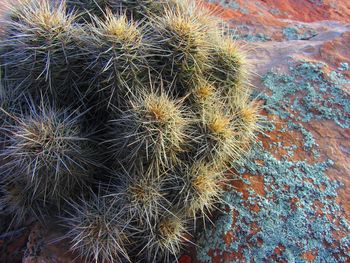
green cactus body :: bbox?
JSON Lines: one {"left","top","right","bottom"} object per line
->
{"left": 0, "top": 0, "right": 260, "bottom": 262}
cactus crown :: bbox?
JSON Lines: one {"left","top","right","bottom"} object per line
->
{"left": 0, "top": 0, "right": 261, "bottom": 262}
{"left": 95, "top": 12, "right": 140, "bottom": 42}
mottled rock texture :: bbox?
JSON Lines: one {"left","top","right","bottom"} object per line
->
{"left": 187, "top": 1, "right": 350, "bottom": 262}
{"left": 1, "top": 0, "right": 350, "bottom": 262}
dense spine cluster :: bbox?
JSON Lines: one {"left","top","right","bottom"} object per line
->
{"left": 0, "top": 0, "right": 260, "bottom": 262}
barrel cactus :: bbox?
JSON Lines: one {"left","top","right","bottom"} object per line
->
{"left": 0, "top": 0, "right": 260, "bottom": 262}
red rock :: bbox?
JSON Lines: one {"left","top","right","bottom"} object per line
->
{"left": 1, "top": 1, "right": 350, "bottom": 262}
{"left": 179, "top": 254, "right": 192, "bottom": 263}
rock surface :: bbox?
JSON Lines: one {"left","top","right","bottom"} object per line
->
{"left": 1, "top": 0, "right": 350, "bottom": 262}
{"left": 184, "top": 1, "right": 350, "bottom": 262}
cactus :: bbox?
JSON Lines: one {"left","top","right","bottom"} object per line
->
{"left": 149, "top": 6, "right": 213, "bottom": 96}
{"left": 0, "top": 0, "right": 261, "bottom": 262}
{"left": 0, "top": 99, "right": 96, "bottom": 207}
{"left": 63, "top": 193, "right": 132, "bottom": 262}
{"left": 142, "top": 212, "right": 190, "bottom": 262}
{"left": 109, "top": 169, "right": 170, "bottom": 226}
{"left": 81, "top": 11, "right": 147, "bottom": 107}
{"left": 177, "top": 162, "right": 225, "bottom": 219}
{"left": 67, "top": 0, "right": 188, "bottom": 21}
{"left": 0, "top": 180, "right": 48, "bottom": 226}
{"left": 0, "top": 0, "right": 83, "bottom": 104}
{"left": 207, "top": 38, "right": 248, "bottom": 98}
{"left": 67, "top": 0, "right": 111, "bottom": 20}
{"left": 108, "top": 89, "right": 189, "bottom": 171}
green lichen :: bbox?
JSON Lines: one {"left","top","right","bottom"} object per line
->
{"left": 309, "top": 0, "right": 324, "bottom": 6}
{"left": 228, "top": 26, "right": 272, "bottom": 42}
{"left": 287, "top": 121, "right": 318, "bottom": 151}
{"left": 198, "top": 143, "right": 350, "bottom": 262}
{"left": 338, "top": 62, "right": 349, "bottom": 71}
{"left": 208, "top": 0, "right": 249, "bottom": 14}
{"left": 232, "top": 31, "right": 272, "bottom": 42}
{"left": 282, "top": 27, "right": 318, "bottom": 41}
{"left": 269, "top": 8, "right": 281, "bottom": 15}
{"left": 197, "top": 61, "right": 350, "bottom": 262}
{"left": 260, "top": 62, "right": 350, "bottom": 128}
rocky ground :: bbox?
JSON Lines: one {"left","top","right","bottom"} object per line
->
{"left": 183, "top": 1, "right": 350, "bottom": 262}
{"left": 0, "top": 0, "right": 349, "bottom": 262}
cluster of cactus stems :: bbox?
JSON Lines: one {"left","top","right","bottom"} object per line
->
{"left": 0, "top": 0, "right": 260, "bottom": 262}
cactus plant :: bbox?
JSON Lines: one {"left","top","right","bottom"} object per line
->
{"left": 108, "top": 89, "right": 190, "bottom": 171}
{"left": 0, "top": 0, "right": 83, "bottom": 104}
{"left": 63, "top": 192, "right": 132, "bottom": 262}
{"left": 207, "top": 37, "right": 248, "bottom": 98}
{"left": 109, "top": 169, "right": 171, "bottom": 226}
{"left": 0, "top": 179, "right": 48, "bottom": 226}
{"left": 67, "top": 0, "right": 188, "bottom": 21}
{"left": 177, "top": 162, "right": 225, "bottom": 219}
{"left": 0, "top": 100, "right": 95, "bottom": 191}
{"left": 81, "top": 11, "right": 147, "bottom": 107}
{"left": 142, "top": 212, "right": 190, "bottom": 262}
{"left": 149, "top": 6, "right": 213, "bottom": 96}
{"left": 0, "top": 0, "right": 261, "bottom": 262}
